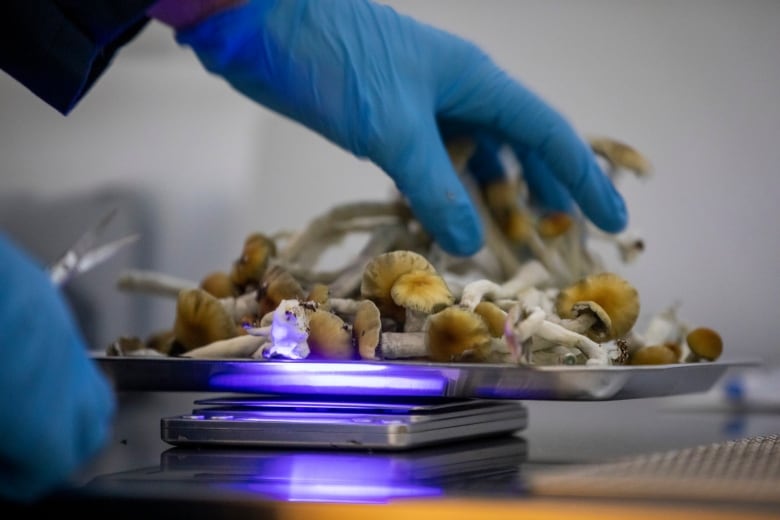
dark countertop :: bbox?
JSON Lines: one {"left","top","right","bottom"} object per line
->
{"left": 9, "top": 367, "right": 780, "bottom": 518}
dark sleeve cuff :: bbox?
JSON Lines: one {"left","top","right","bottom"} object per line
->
{"left": 0, "top": 1, "right": 157, "bottom": 115}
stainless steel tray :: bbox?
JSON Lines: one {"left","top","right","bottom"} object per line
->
{"left": 92, "top": 355, "right": 752, "bottom": 401}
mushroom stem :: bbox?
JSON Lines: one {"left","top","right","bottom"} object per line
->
{"left": 459, "top": 260, "right": 551, "bottom": 311}
{"left": 117, "top": 269, "right": 198, "bottom": 298}
{"left": 460, "top": 174, "right": 522, "bottom": 279}
{"left": 534, "top": 320, "right": 608, "bottom": 365}
{"left": 586, "top": 225, "right": 645, "bottom": 264}
{"left": 277, "top": 201, "right": 410, "bottom": 266}
{"left": 507, "top": 304, "right": 609, "bottom": 365}
{"left": 505, "top": 305, "right": 546, "bottom": 364}
{"left": 557, "top": 312, "right": 598, "bottom": 335}
{"left": 181, "top": 335, "right": 267, "bottom": 359}
{"left": 327, "top": 297, "right": 363, "bottom": 316}
{"left": 218, "top": 292, "right": 260, "bottom": 322}
{"left": 378, "top": 332, "right": 427, "bottom": 359}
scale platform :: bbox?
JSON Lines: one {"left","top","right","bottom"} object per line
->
{"left": 90, "top": 356, "right": 748, "bottom": 450}
{"left": 161, "top": 396, "right": 528, "bottom": 450}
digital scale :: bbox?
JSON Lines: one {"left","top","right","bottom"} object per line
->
{"left": 92, "top": 356, "right": 744, "bottom": 450}
{"left": 161, "top": 396, "right": 528, "bottom": 450}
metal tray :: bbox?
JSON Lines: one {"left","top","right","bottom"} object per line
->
{"left": 92, "top": 355, "right": 752, "bottom": 401}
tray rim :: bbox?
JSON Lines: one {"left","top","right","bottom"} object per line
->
{"left": 92, "top": 354, "right": 757, "bottom": 401}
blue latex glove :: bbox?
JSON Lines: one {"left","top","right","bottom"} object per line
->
{"left": 176, "top": 0, "right": 627, "bottom": 256}
{"left": 0, "top": 234, "right": 115, "bottom": 502}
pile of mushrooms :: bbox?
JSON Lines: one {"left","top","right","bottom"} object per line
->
{"left": 110, "top": 136, "right": 723, "bottom": 367}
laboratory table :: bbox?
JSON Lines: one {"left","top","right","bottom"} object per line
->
{"left": 6, "top": 367, "right": 780, "bottom": 519}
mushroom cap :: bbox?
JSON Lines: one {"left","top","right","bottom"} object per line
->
{"left": 306, "top": 283, "right": 330, "bottom": 308}
{"left": 307, "top": 309, "right": 355, "bottom": 360}
{"left": 629, "top": 343, "right": 679, "bottom": 365}
{"left": 361, "top": 250, "right": 437, "bottom": 322}
{"left": 257, "top": 265, "right": 306, "bottom": 317}
{"left": 537, "top": 212, "right": 574, "bottom": 239}
{"left": 424, "top": 306, "right": 493, "bottom": 362}
{"left": 588, "top": 136, "right": 653, "bottom": 177}
{"left": 473, "top": 301, "right": 508, "bottom": 338}
{"left": 555, "top": 272, "right": 640, "bottom": 341}
{"left": 686, "top": 327, "right": 723, "bottom": 361}
{"left": 570, "top": 300, "right": 613, "bottom": 343}
{"left": 174, "top": 288, "right": 237, "bottom": 351}
{"left": 352, "top": 299, "right": 382, "bottom": 360}
{"left": 200, "top": 271, "right": 237, "bottom": 299}
{"left": 390, "top": 269, "right": 454, "bottom": 314}
{"left": 146, "top": 329, "right": 176, "bottom": 355}
{"left": 230, "top": 232, "right": 276, "bottom": 289}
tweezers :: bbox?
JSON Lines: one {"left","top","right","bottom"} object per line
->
{"left": 48, "top": 208, "right": 140, "bottom": 287}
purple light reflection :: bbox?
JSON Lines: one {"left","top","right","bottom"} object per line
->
{"left": 209, "top": 362, "right": 450, "bottom": 396}
{"left": 215, "top": 452, "right": 442, "bottom": 503}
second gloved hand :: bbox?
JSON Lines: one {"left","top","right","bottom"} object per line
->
{"left": 0, "top": 235, "right": 115, "bottom": 502}
{"left": 175, "top": 0, "right": 627, "bottom": 256}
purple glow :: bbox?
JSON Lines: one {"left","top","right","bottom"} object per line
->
{"left": 234, "top": 481, "right": 441, "bottom": 503}
{"left": 214, "top": 453, "right": 442, "bottom": 503}
{"left": 209, "top": 363, "right": 450, "bottom": 396}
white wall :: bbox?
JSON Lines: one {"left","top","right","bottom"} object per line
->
{"left": 1, "top": 0, "right": 778, "bottom": 364}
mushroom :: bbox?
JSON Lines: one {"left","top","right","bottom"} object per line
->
{"left": 146, "top": 329, "right": 177, "bottom": 356}
{"left": 555, "top": 272, "right": 640, "bottom": 342}
{"left": 377, "top": 331, "right": 427, "bottom": 360}
{"left": 473, "top": 301, "right": 508, "bottom": 338}
{"left": 390, "top": 269, "right": 454, "bottom": 331}
{"left": 256, "top": 265, "right": 306, "bottom": 317}
{"left": 588, "top": 136, "right": 653, "bottom": 179}
{"left": 200, "top": 270, "right": 238, "bottom": 299}
{"left": 459, "top": 259, "right": 551, "bottom": 311}
{"left": 536, "top": 212, "right": 574, "bottom": 239}
{"left": 561, "top": 301, "right": 614, "bottom": 343}
{"left": 264, "top": 299, "right": 311, "bottom": 359}
{"left": 306, "top": 283, "right": 330, "bottom": 308}
{"left": 230, "top": 232, "right": 277, "bottom": 291}
{"left": 117, "top": 268, "right": 198, "bottom": 298}
{"left": 352, "top": 299, "right": 382, "bottom": 360}
{"left": 360, "top": 250, "right": 438, "bottom": 326}
{"left": 307, "top": 309, "right": 355, "bottom": 360}
{"left": 629, "top": 343, "right": 679, "bottom": 365}
{"left": 424, "top": 306, "right": 494, "bottom": 362}
{"left": 181, "top": 334, "right": 268, "bottom": 359}
{"left": 684, "top": 327, "right": 723, "bottom": 362}
{"left": 506, "top": 304, "right": 613, "bottom": 365}
{"left": 625, "top": 304, "right": 685, "bottom": 358}
{"left": 173, "top": 288, "right": 238, "bottom": 351}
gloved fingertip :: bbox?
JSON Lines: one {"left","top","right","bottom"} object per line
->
{"left": 433, "top": 211, "right": 484, "bottom": 257}
{"left": 587, "top": 167, "right": 629, "bottom": 233}
{"left": 406, "top": 183, "right": 484, "bottom": 256}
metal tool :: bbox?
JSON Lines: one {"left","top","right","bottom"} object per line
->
{"left": 48, "top": 208, "right": 140, "bottom": 286}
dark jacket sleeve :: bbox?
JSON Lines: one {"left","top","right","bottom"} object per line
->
{"left": 0, "top": 1, "right": 158, "bottom": 115}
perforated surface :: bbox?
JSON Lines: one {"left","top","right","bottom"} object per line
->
{"left": 531, "top": 434, "right": 780, "bottom": 504}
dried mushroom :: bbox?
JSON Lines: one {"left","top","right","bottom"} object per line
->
{"left": 174, "top": 288, "right": 238, "bottom": 351}
{"left": 360, "top": 250, "right": 438, "bottom": 326}
{"left": 684, "top": 327, "right": 723, "bottom": 362}
{"left": 424, "top": 306, "right": 494, "bottom": 362}
{"left": 555, "top": 272, "right": 640, "bottom": 342}
{"left": 111, "top": 133, "right": 724, "bottom": 369}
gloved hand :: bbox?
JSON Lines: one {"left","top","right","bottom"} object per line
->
{"left": 0, "top": 234, "right": 115, "bottom": 502}
{"left": 173, "top": 0, "right": 627, "bottom": 256}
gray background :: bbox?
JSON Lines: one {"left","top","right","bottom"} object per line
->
{"left": 1, "top": 0, "right": 778, "bottom": 366}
